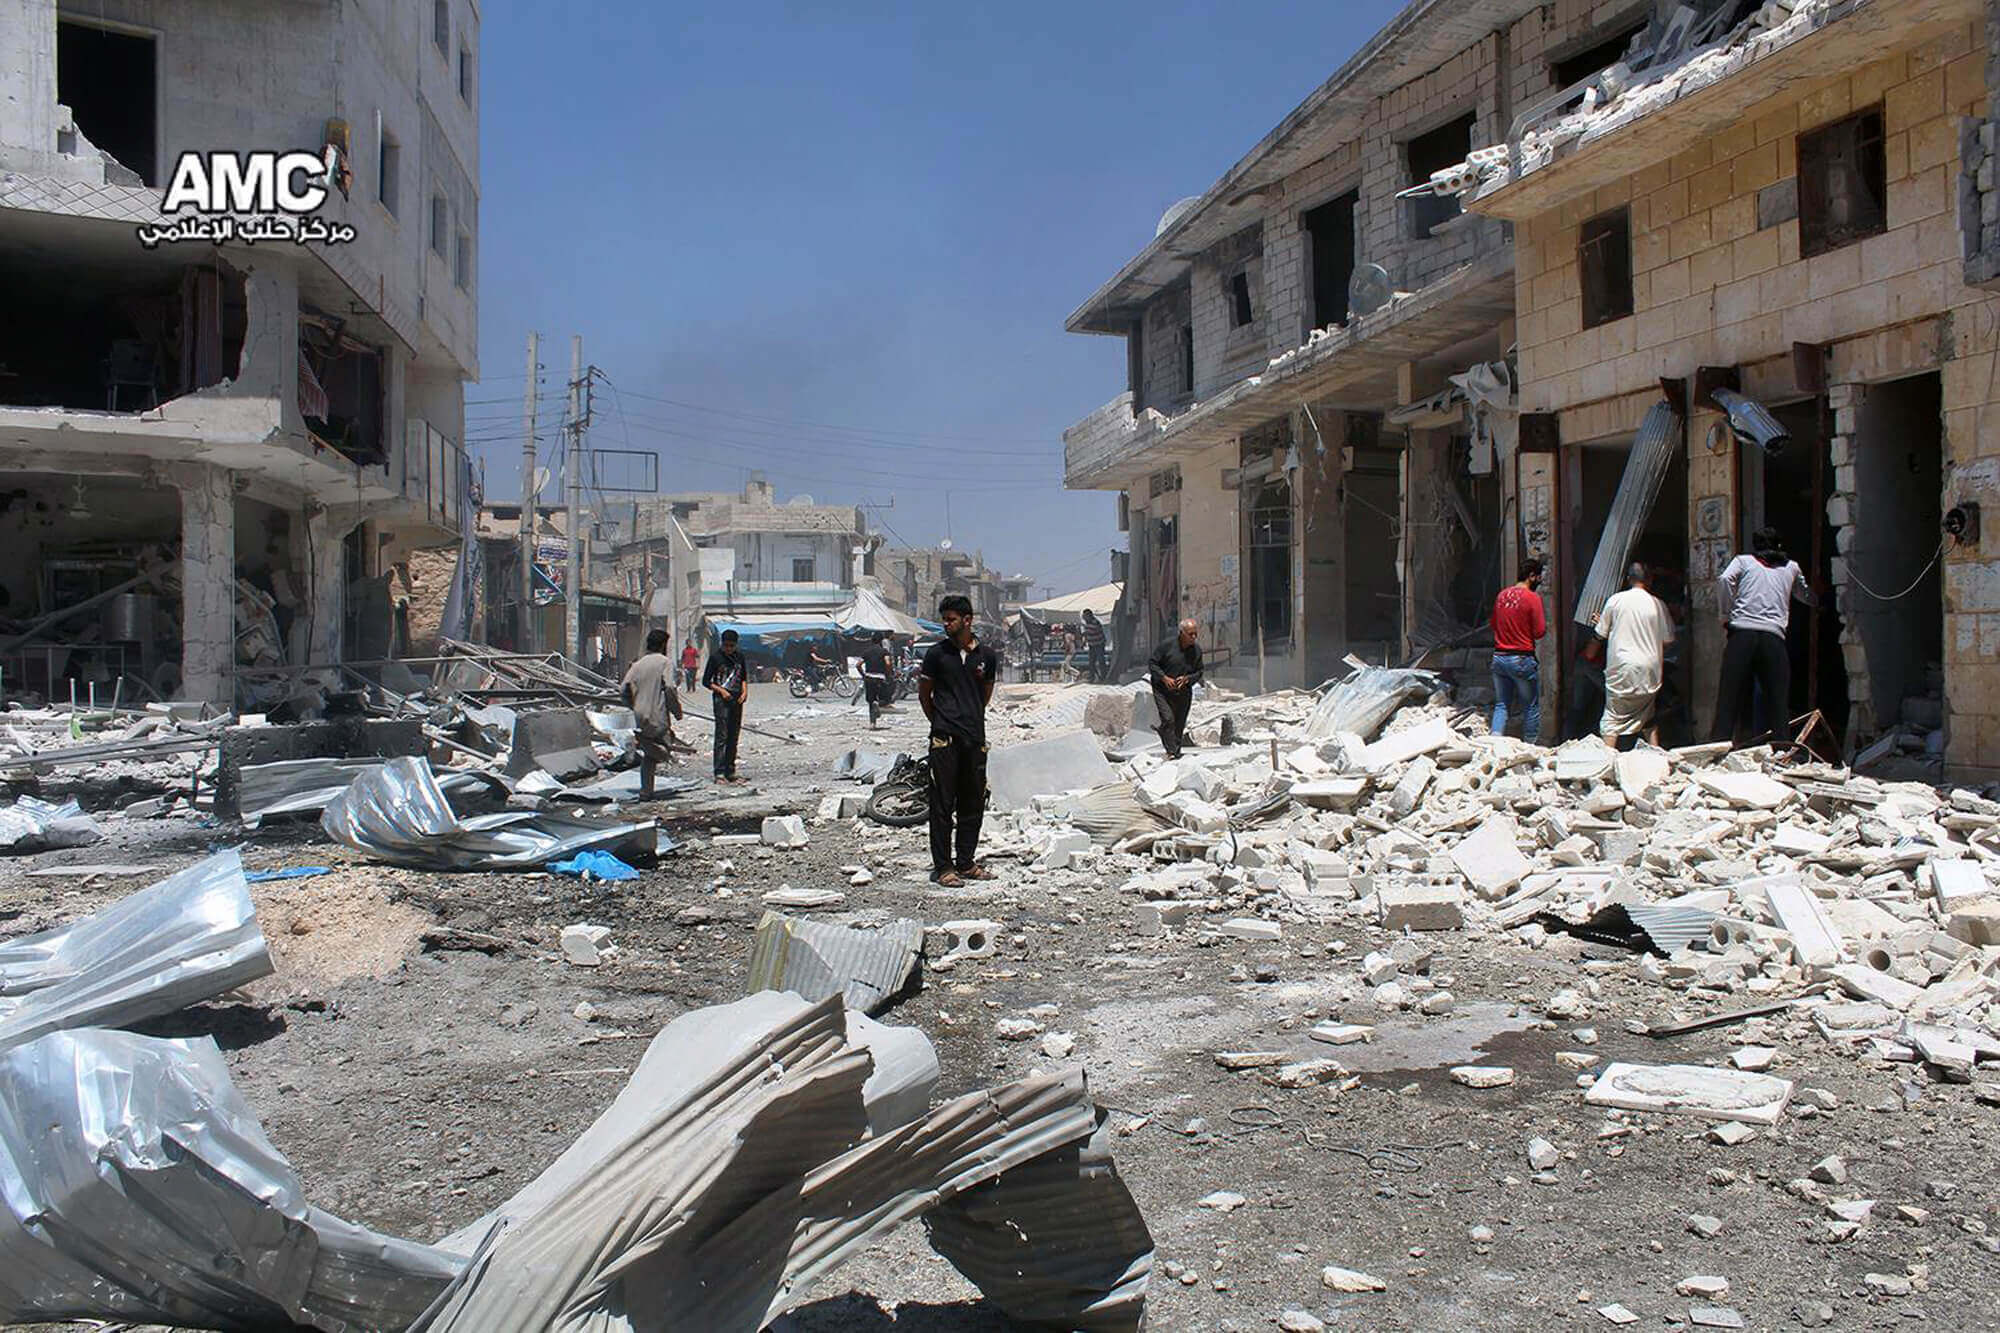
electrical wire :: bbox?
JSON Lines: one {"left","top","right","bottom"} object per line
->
{"left": 606, "top": 386, "right": 1057, "bottom": 449}
{"left": 1845, "top": 537, "right": 1950, "bottom": 602}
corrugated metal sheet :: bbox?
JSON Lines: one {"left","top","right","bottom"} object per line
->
{"left": 0, "top": 849, "right": 273, "bottom": 1053}
{"left": 1304, "top": 667, "right": 1443, "bottom": 742}
{"left": 1572, "top": 399, "right": 1682, "bottom": 629}
{"left": 747, "top": 911, "right": 924, "bottom": 1015}
{"left": 1065, "top": 781, "right": 1164, "bottom": 845}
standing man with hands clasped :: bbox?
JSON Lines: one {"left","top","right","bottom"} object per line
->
{"left": 703, "top": 628, "right": 749, "bottom": 784}
{"left": 920, "top": 595, "right": 999, "bottom": 887}
{"left": 1149, "top": 618, "right": 1203, "bottom": 759}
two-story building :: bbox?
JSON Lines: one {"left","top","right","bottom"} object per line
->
{"left": 0, "top": 0, "right": 478, "bottom": 705}
{"left": 1469, "top": 0, "right": 2000, "bottom": 772}
{"left": 1064, "top": 0, "right": 1568, "bottom": 687}
{"left": 877, "top": 545, "right": 1027, "bottom": 628}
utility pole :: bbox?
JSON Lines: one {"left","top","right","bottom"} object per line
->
{"left": 563, "top": 334, "right": 588, "bottom": 666}
{"left": 519, "top": 332, "right": 539, "bottom": 651}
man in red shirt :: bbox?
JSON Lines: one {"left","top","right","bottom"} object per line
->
{"left": 1491, "top": 558, "right": 1547, "bottom": 742}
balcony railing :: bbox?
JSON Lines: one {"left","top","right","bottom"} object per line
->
{"left": 403, "top": 418, "right": 471, "bottom": 534}
{"left": 1063, "top": 392, "right": 1166, "bottom": 488}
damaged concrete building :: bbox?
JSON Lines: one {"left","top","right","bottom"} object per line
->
{"left": 1068, "top": 0, "right": 2000, "bottom": 777}
{"left": 876, "top": 545, "right": 1033, "bottom": 627}
{"left": 0, "top": 0, "right": 479, "bottom": 707}
{"left": 1463, "top": 0, "right": 2000, "bottom": 772}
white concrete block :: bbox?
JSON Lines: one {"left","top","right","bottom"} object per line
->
{"left": 1585, "top": 1062, "right": 1795, "bottom": 1125}
{"left": 1450, "top": 814, "right": 1533, "bottom": 900}
{"left": 760, "top": 815, "right": 809, "bottom": 848}
{"left": 1378, "top": 878, "right": 1466, "bottom": 931}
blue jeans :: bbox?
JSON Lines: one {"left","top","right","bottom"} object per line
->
{"left": 1492, "top": 652, "right": 1540, "bottom": 741}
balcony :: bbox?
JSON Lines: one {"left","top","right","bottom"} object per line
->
{"left": 402, "top": 419, "right": 471, "bottom": 536}
{"left": 1063, "top": 392, "right": 1168, "bottom": 490}
{"left": 1472, "top": 0, "right": 1973, "bottom": 223}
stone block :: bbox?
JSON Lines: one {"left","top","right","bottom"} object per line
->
{"left": 1034, "top": 829, "right": 1092, "bottom": 870}
{"left": 927, "top": 918, "right": 1000, "bottom": 962}
{"left": 761, "top": 815, "right": 809, "bottom": 848}
{"left": 1135, "top": 901, "right": 1195, "bottom": 935}
{"left": 1378, "top": 878, "right": 1467, "bottom": 931}
{"left": 1945, "top": 899, "right": 2000, "bottom": 947}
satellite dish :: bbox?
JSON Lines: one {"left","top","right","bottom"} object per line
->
{"left": 1349, "top": 263, "right": 1393, "bottom": 318}
{"left": 1156, "top": 196, "right": 1201, "bottom": 237}
{"left": 532, "top": 466, "right": 551, "bottom": 499}
{"left": 939, "top": 537, "right": 954, "bottom": 550}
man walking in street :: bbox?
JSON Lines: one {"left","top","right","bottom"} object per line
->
{"left": 620, "top": 628, "right": 684, "bottom": 800}
{"left": 1082, "top": 608, "right": 1109, "bottom": 682}
{"left": 1491, "top": 558, "right": 1547, "bottom": 742}
{"left": 919, "top": 594, "right": 999, "bottom": 887}
{"left": 857, "top": 631, "right": 894, "bottom": 728}
{"left": 1712, "top": 527, "right": 1812, "bottom": 746}
{"left": 1149, "top": 618, "right": 1203, "bottom": 759}
{"left": 1594, "top": 562, "right": 1674, "bottom": 749}
{"left": 703, "top": 628, "right": 749, "bottom": 783}
{"left": 679, "top": 637, "right": 700, "bottom": 691}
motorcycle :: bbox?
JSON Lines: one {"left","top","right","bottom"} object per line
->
{"left": 785, "top": 662, "right": 857, "bottom": 699}
{"left": 863, "top": 753, "right": 930, "bottom": 826}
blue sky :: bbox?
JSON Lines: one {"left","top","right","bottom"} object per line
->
{"left": 468, "top": 1, "right": 1404, "bottom": 598}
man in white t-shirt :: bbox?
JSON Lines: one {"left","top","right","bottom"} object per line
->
{"left": 1594, "top": 562, "right": 1674, "bottom": 748}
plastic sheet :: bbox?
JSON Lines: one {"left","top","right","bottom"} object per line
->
{"left": 0, "top": 795, "right": 102, "bottom": 853}
{"left": 0, "top": 849, "right": 273, "bottom": 1053}
{"left": 0, "top": 1027, "right": 463, "bottom": 1329}
{"left": 321, "top": 756, "right": 659, "bottom": 870}
{"left": 1303, "top": 666, "right": 1444, "bottom": 742}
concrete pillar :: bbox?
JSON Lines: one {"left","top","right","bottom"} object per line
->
{"left": 302, "top": 505, "right": 365, "bottom": 670}
{"left": 176, "top": 464, "right": 236, "bottom": 707}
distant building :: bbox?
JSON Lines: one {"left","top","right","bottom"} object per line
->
{"left": 878, "top": 545, "right": 1027, "bottom": 625}
{"left": 0, "top": 0, "right": 479, "bottom": 705}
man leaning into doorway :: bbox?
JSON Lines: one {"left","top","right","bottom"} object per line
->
{"left": 1594, "top": 562, "right": 1674, "bottom": 750}
{"left": 1150, "top": 618, "right": 1203, "bottom": 759}
{"left": 1491, "top": 559, "right": 1547, "bottom": 742}
{"left": 920, "top": 595, "right": 999, "bottom": 887}
{"left": 1712, "top": 527, "right": 1812, "bottom": 747}
{"left": 703, "top": 628, "right": 749, "bottom": 783}
{"left": 621, "top": 627, "right": 684, "bottom": 799}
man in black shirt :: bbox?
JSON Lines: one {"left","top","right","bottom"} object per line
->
{"left": 1081, "top": 608, "right": 1109, "bottom": 682}
{"left": 856, "top": 631, "right": 894, "bottom": 727}
{"left": 1148, "top": 618, "right": 1203, "bottom": 759}
{"left": 919, "top": 594, "right": 999, "bottom": 886}
{"left": 702, "top": 628, "right": 749, "bottom": 783}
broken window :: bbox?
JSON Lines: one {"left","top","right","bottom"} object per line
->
{"left": 1798, "top": 107, "right": 1886, "bottom": 258}
{"left": 0, "top": 253, "right": 244, "bottom": 411}
{"left": 1179, "top": 324, "right": 1194, "bottom": 395}
{"left": 378, "top": 128, "right": 401, "bottom": 215}
{"left": 433, "top": 0, "right": 450, "bottom": 52}
{"left": 791, "top": 557, "right": 816, "bottom": 583}
{"left": 1550, "top": 21, "right": 1645, "bottom": 90}
{"left": 1228, "top": 271, "right": 1255, "bottom": 328}
{"left": 1406, "top": 113, "right": 1474, "bottom": 240}
{"left": 300, "top": 311, "right": 386, "bottom": 467}
{"left": 455, "top": 229, "right": 473, "bottom": 290}
{"left": 430, "top": 195, "right": 449, "bottom": 258}
{"left": 56, "top": 20, "right": 157, "bottom": 186}
{"left": 1579, "top": 207, "right": 1634, "bottom": 329}
{"left": 1302, "top": 191, "right": 1358, "bottom": 329}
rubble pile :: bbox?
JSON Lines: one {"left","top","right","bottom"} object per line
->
{"left": 988, "top": 667, "right": 2000, "bottom": 1100}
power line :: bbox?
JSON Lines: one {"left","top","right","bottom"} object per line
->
{"left": 603, "top": 386, "right": 1057, "bottom": 451}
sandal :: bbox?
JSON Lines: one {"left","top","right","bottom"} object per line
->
{"left": 932, "top": 870, "right": 964, "bottom": 887}
{"left": 958, "top": 864, "right": 996, "bottom": 881}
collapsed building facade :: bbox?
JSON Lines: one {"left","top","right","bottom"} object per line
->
{"left": 0, "top": 0, "right": 479, "bottom": 707}
{"left": 1065, "top": 0, "right": 2000, "bottom": 777}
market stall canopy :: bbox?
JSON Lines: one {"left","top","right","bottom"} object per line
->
{"left": 1018, "top": 582, "right": 1123, "bottom": 619}
{"left": 832, "top": 587, "right": 927, "bottom": 638}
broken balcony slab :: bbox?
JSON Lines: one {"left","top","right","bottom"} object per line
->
{"left": 986, "top": 731, "right": 1117, "bottom": 812}
{"left": 1584, "top": 1062, "right": 1796, "bottom": 1126}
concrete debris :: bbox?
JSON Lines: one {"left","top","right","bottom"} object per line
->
{"left": 559, "top": 923, "right": 614, "bottom": 967}
{"left": 761, "top": 813, "right": 810, "bottom": 847}
{"left": 1585, "top": 1063, "right": 1794, "bottom": 1125}
{"left": 0, "top": 795, "right": 103, "bottom": 852}
{"left": 1450, "top": 1065, "right": 1515, "bottom": 1089}
{"left": 927, "top": 918, "right": 1001, "bottom": 964}
{"left": 747, "top": 911, "right": 924, "bottom": 1014}
{"left": 986, "top": 730, "right": 1118, "bottom": 811}
{"left": 1320, "top": 1265, "right": 1388, "bottom": 1292}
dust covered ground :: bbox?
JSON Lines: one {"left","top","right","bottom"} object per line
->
{"left": 4, "top": 683, "right": 1999, "bottom": 1332}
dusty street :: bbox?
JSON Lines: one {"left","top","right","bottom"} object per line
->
{"left": 4, "top": 681, "right": 1998, "bottom": 1333}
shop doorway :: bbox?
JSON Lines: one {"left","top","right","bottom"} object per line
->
{"left": 1344, "top": 440, "right": 1402, "bottom": 657}
{"left": 1849, "top": 373, "right": 1944, "bottom": 741}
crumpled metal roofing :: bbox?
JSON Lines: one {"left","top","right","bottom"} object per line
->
{"left": 1304, "top": 666, "right": 1443, "bottom": 742}
{"left": 1573, "top": 399, "right": 1681, "bottom": 629}
{"left": 321, "top": 756, "right": 659, "bottom": 870}
{"left": 236, "top": 756, "right": 504, "bottom": 826}
{"left": 0, "top": 795, "right": 101, "bottom": 853}
{"left": 747, "top": 911, "right": 924, "bottom": 1014}
{"left": 417, "top": 992, "right": 1153, "bottom": 1332}
{"left": 0, "top": 1027, "right": 462, "bottom": 1330}
{"left": 0, "top": 849, "right": 273, "bottom": 1052}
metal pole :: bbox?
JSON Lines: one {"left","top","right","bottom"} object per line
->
{"left": 519, "top": 332, "right": 539, "bottom": 651}
{"left": 564, "top": 335, "right": 585, "bottom": 666}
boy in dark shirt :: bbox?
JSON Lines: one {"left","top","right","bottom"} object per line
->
{"left": 919, "top": 595, "right": 999, "bottom": 886}
{"left": 701, "top": 629, "right": 749, "bottom": 783}
{"left": 1148, "top": 618, "right": 1204, "bottom": 759}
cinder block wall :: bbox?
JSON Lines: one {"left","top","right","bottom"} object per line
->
{"left": 1510, "top": 18, "right": 2000, "bottom": 774}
